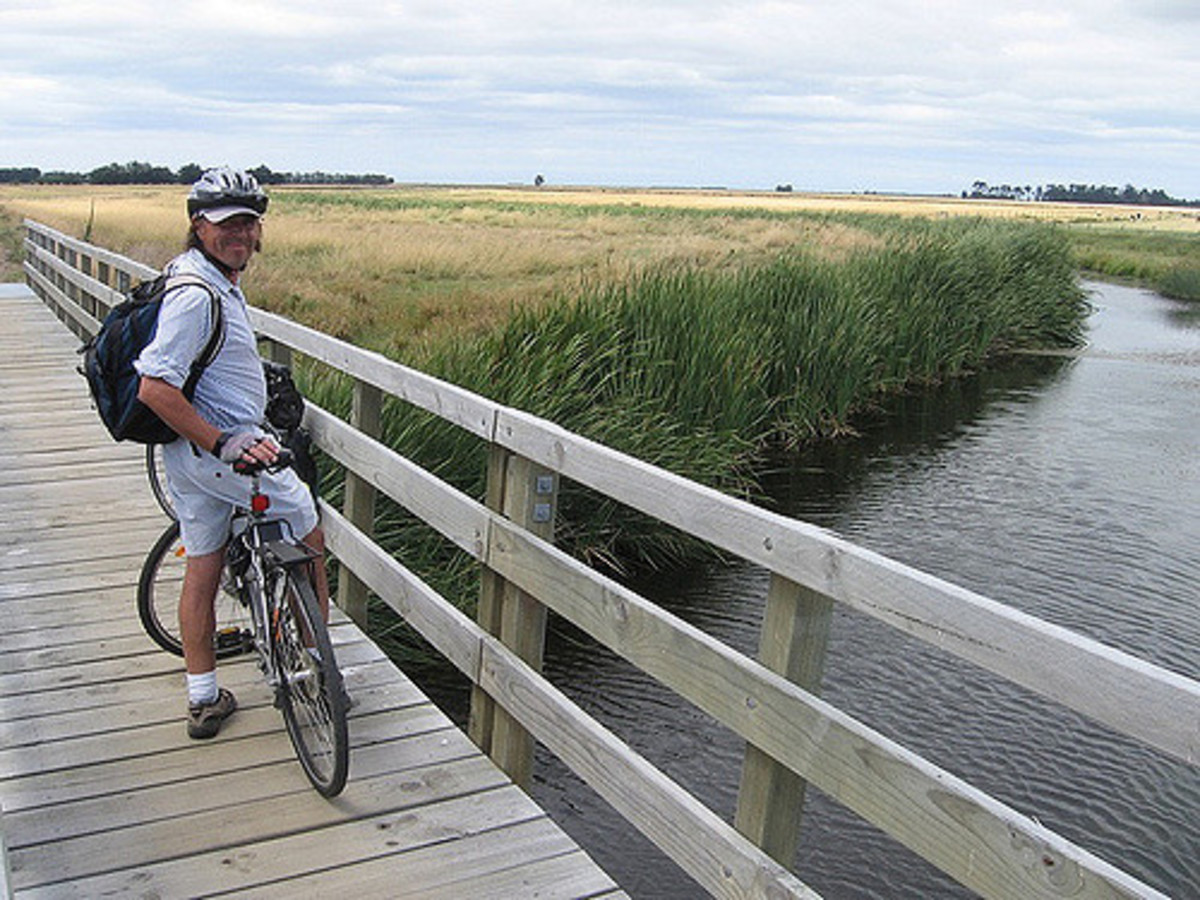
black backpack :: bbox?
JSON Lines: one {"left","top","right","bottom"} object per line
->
{"left": 79, "top": 274, "right": 224, "bottom": 444}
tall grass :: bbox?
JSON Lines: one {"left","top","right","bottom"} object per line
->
{"left": 303, "top": 216, "right": 1086, "bottom": 605}
{"left": 0, "top": 208, "right": 24, "bottom": 282}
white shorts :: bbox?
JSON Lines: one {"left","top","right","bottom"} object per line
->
{"left": 162, "top": 438, "right": 319, "bottom": 557}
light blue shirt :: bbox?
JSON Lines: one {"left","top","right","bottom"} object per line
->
{"left": 134, "top": 248, "right": 267, "bottom": 432}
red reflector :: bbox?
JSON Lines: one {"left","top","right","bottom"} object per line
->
{"left": 251, "top": 494, "right": 271, "bottom": 514}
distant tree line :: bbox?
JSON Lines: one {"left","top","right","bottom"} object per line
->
{"left": 0, "top": 161, "right": 394, "bottom": 187}
{"left": 965, "top": 180, "right": 1198, "bottom": 207}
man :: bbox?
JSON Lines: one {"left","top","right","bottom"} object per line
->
{"left": 136, "top": 167, "right": 328, "bottom": 739}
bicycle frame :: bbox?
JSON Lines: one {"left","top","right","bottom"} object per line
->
{"left": 229, "top": 471, "right": 319, "bottom": 689}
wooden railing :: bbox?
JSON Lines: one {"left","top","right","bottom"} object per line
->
{"left": 24, "top": 218, "right": 1197, "bottom": 899}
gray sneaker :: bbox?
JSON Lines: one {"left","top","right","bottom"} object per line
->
{"left": 187, "top": 688, "right": 237, "bottom": 739}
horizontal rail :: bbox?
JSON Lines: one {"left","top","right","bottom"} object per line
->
{"left": 247, "top": 306, "right": 499, "bottom": 442}
{"left": 23, "top": 217, "right": 1190, "bottom": 899}
{"left": 494, "top": 408, "right": 1200, "bottom": 765}
{"left": 319, "top": 501, "right": 818, "bottom": 899}
{"left": 310, "top": 405, "right": 1165, "bottom": 899}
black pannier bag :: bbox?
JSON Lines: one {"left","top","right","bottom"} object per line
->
{"left": 262, "top": 360, "right": 319, "bottom": 499}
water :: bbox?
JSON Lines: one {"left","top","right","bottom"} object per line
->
{"left": 414, "top": 281, "right": 1200, "bottom": 898}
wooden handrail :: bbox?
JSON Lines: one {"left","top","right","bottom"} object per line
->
{"left": 23, "top": 217, "right": 1189, "bottom": 900}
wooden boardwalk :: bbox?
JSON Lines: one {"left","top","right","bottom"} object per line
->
{"left": 0, "top": 284, "right": 625, "bottom": 899}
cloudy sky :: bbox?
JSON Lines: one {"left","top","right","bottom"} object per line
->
{"left": 3, "top": 1, "right": 1198, "bottom": 198}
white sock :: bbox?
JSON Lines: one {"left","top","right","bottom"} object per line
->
{"left": 187, "top": 671, "right": 218, "bottom": 706}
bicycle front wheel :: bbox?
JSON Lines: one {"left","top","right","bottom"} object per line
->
{"left": 137, "top": 521, "right": 253, "bottom": 659}
{"left": 268, "top": 563, "right": 349, "bottom": 797}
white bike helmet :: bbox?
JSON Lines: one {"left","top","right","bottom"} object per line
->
{"left": 187, "top": 167, "right": 269, "bottom": 221}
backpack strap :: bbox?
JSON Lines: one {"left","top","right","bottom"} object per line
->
{"left": 161, "top": 275, "right": 225, "bottom": 398}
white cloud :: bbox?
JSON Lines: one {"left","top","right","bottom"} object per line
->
{"left": 0, "top": 1, "right": 1197, "bottom": 195}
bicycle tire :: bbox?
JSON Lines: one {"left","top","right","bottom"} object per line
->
{"left": 146, "top": 443, "right": 176, "bottom": 520}
{"left": 268, "top": 563, "right": 349, "bottom": 797}
{"left": 137, "top": 520, "right": 253, "bottom": 659}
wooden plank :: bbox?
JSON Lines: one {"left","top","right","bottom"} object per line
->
{"left": 14, "top": 787, "right": 550, "bottom": 899}
{"left": 306, "top": 405, "right": 488, "bottom": 559}
{"left": 478, "top": 639, "right": 820, "bottom": 900}
{"left": 0, "top": 548, "right": 152, "bottom": 592}
{"left": 0, "top": 611, "right": 141, "bottom": 653}
{"left": 0, "top": 665, "right": 433, "bottom": 812}
{"left": 0, "top": 445, "right": 143, "bottom": 471}
{"left": 407, "top": 849, "right": 624, "bottom": 900}
{"left": 224, "top": 818, "right": 603, "bottom": 900}
{"left": 4, "top": 716, "right": 474, "bottom": 849}
{"left": 0, "top": 632, "right": 160, "bottom": 675}
{"left": 0, "top": 500, "right": 163, "bottom": 538}
{"left": 8, "top": 754, "right": 512, "bottom": 890}
{"left": 490, "top": 452, "right": 556, "bottom": 789}
{"left": 0, "top": 459, "right": 142, "bottom": 490}
{"left": 320, "top": 505, "right": 483, "bottom": 681}
{"left": 337, "top": 378, "right": 382, "bottom": 625}
{"left": 0, "top": 515, "right": 164, "bottom": 559}
{"left": 0, "top": 584, "right": 145, "bottom": 635}
{"left": 22, "top": 220, "right": 157, "bottom": 283}
{"left": 0, "top": 634, "right": 381, "bottom": 726}
{"left": 22, "top": 258, "right": 102, "bottom": 338}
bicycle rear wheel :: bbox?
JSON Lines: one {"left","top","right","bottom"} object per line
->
{"left": 137, "top": 521, "right": 253, "bottom": 658}
{"left": 146, "top": 443, "right": 176, "bottom": 520}
{"left": 268, "top": 563, "right": 349, "bottom": 797}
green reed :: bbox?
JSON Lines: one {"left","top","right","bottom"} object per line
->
{"left": 301, "top": 216, "right": 1086, "bottom": 623}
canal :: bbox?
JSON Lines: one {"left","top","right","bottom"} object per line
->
{"left": 423, "top": 280, "right": 1200, "bottom": 898}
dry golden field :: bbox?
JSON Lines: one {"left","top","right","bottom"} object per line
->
{"left": 4, "top": 183, "right": 1196, "bottom": 353}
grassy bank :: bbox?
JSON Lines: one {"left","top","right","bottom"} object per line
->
{"left": 302, "top": 217, "right": 1085, "bottom": 615}
{"left": 1066, "top": 224, "right": 1200, "bottom": 300}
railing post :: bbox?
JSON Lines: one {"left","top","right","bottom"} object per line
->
{"left": 335, "top": 379, "right": 381, "bottom": 626}
{"left": 734, "top": 574, "right": 833, "bottom": 865}
{"left": 468, "top": 445, "right": 509, "bottom": 756}
{"left": 469, "top": 446, "right": 557, "bottom": 789}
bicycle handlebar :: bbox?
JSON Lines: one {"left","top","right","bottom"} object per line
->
{"left": 232, "top": 445, "right": 294, "bottom": 477}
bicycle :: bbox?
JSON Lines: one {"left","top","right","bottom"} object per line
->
{"left": 137, "top": 449, "right": 349, "bottom": 797}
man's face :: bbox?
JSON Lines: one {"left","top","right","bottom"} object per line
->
{"left": 195, "top": 214, "right": 262, "bottom": 271}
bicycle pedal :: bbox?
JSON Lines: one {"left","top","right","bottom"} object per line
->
{"left": 214, "top": 627, "right": 248, "bottom": 652}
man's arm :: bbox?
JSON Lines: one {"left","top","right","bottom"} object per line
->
{"left": 138, "top": 377, "right": 277, "bottom": 464}
{"left": 138, "top": 376, "right": 222, "bottom": 453}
